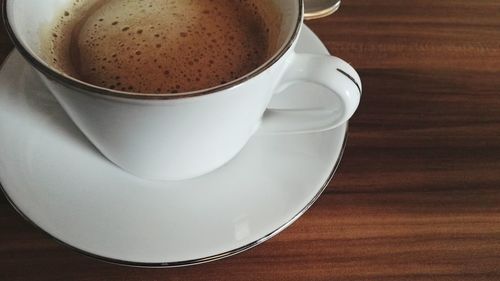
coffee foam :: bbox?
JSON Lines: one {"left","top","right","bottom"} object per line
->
{"left": 44, "top": 0, "right": 278, "bottom": 94}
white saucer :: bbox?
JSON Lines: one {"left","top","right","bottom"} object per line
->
{"left": 0, "top": 25, "right": 347, "bottom": 266}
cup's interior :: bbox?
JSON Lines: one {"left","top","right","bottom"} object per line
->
{"left": 4, "top": 0, "right": 302, "bottom": 97}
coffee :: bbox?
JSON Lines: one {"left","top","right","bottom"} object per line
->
{"left": 42, "top": 0, "right": 278, "bottom": 94}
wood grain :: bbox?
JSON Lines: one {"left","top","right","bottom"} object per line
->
{"left": 1, "top": 0, "right": 500, "bottom": 280}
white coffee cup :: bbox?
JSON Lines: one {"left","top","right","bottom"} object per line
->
{"left": 3, "top": 0, "right": 361, "bottom": 180}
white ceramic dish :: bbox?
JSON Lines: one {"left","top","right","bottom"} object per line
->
{"left": 0, "top": 25, "right": 348, "bottom": 266}
{"left": 5, "top": 0, "right": 360, "bottom": 181}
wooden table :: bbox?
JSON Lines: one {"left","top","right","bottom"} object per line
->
{"left": 1, "top": 0, "right": 499, "bottom": 280}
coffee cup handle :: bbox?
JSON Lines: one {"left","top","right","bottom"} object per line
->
{"left": 259, "top": 53, "right": 361, "bottom": 134}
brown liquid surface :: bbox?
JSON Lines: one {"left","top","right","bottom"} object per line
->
{"left": 44, "top": 0, "right": 275, "bottom": 94}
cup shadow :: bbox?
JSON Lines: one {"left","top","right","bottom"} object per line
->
{"left": 13, "top": 54, "right": 106, "bottom": 161}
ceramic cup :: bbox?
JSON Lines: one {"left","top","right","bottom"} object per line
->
{"left": 3, "top": 0, "right": 361, "bottom": 180}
